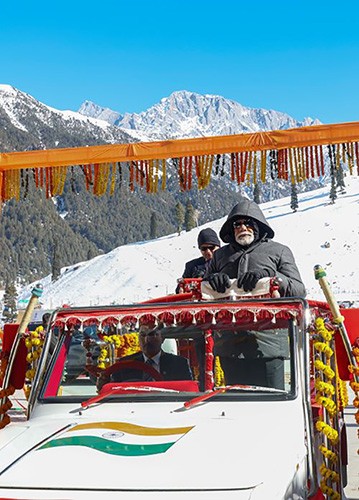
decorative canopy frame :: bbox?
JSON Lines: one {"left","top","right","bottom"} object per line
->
{"left": 1, "top": 121, "right": 359, "bottom": 203}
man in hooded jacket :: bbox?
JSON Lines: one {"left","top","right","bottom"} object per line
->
{"left": 204, "top": 196, "right": 306, "bottom": 389}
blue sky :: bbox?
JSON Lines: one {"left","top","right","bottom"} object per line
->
{"left": 2, "top": 0, "right": 359, "bottom": 124}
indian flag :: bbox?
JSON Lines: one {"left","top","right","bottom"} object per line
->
{"left": 39, "top": 422, "right": 194, "bottom": 456}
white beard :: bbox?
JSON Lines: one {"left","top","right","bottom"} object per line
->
{"left": 235, "top": 233, "right": 254, "bottom": 246}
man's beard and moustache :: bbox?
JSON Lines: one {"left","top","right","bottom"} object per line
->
{"left": 235, "top": 232, "right": 255, "bottom": 247}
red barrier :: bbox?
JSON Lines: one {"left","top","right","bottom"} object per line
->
{"left": 1, "top": 324, "right": 27, "bottom": 389}
{"left": 335, "top": 308, "right": 359, "bottom": 380}
{"left": 340, "top": 308, "right": 359, "bottom": 345}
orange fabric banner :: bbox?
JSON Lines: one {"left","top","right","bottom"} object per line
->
{"left": 1, "top": 121, "right": 359, "bottom": 172}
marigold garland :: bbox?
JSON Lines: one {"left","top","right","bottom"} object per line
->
{"left": 319, "top": 444, "right": 338, "bottom": 463}
{"left": 316, "top": 420, "right": 339, "bottom": 444}
{"left": 0, "top": 413, "right": 11, "bottom": 430}
{"left": 349, "top": 345, "right": 359, "bottom": 428}
{"left": 214, "top": 356, "right": 225, "bottom": 387}
{"left": 319, "top": 480, "right": 340, "bottom": 500}
{"left": 0, "top": 384, "right": 15, "bottom": 429}
{"left": 24, "top": 325, "right": 46, "bottom": 399}
{"left": 315, "top": 377, "right": 335, "bottom": 396}
{"left": 2, "top": 134, "right": 359, "bottom": 205}
{"left": 98, "top": 332, "right": 140, "bottom": 369}
{"left": 313, "top": 317, "right": 341, "bottom": 496}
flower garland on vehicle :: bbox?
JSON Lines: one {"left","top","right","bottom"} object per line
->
{"left": 313, "top": 317, "right": 341, "bottom": 499}
{"left": 97, "top": 331, "right": 140, "bottom": 369}
{"left": 0, "top": 383, "right": 15, "bottom": 430}
{"left": 349, "top": 345, "right": 359, "bottom": 425}
{"left": 23, "top": 326, "right": 46, "bottom": 399}
{"left": 0, "top": 347, "right": 16, "bottom": 429}
{"left": 214, "top": 357, "right": 225, "bottom": 387}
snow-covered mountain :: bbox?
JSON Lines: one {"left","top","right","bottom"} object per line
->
{"left": 78, "top": 100, "right": 123, "bottom": 125}
{"left": 78, "top": 90, "right": 321, "bottom": 140}
{"left": 17, "top": 176, "right": 359, "bottom": 310}
{"left": 0, "top": 84, "right": 139, "bottom": 152}
{"left": 0, "top": 84, "right": 321, "bottom": 149}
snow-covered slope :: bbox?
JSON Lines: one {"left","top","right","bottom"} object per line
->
{"left": 17, "top": 176, "right": 359, "bottom": 309}
{"left": 79, "top": 90, "right": 321, "bottom": 140}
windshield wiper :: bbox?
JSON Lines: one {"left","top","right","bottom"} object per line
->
{"left": 75, "top": 385, "right": 180, "bottom": 412}
{"left": 182, "top": 384, "right": 287, "bottom": 410}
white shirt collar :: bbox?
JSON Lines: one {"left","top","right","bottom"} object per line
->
{"left": 143, "top": 351, "right": 161, "bottom": 369}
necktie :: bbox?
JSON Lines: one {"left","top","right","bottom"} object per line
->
{"left": 144, "top": 358, "right": 156, "bottom": 381}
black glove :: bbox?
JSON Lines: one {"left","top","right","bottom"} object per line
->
{"left": 208, "top": 273, "right": 231, "bottom": 293}
{"left": 237, "top": 270, "right": 270, "bottom": 292}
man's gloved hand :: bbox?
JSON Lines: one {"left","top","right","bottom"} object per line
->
{"left": 208, "top": 273, "right": 231, "bottom": 293}
{"left": 237, "top": 270, "right": 270, "bottom": 292}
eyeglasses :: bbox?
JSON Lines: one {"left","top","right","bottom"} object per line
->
{"left": 233, "top": 218, "right": 253, "bottom": 229}
{"left": 200, "top": 245, "right": 216, "bottom": 251}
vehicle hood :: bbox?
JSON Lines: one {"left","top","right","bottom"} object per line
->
{"left": 0, "top": 402, "right": 307, "bottom": 495}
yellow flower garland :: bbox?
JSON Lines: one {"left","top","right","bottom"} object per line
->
{"left": 313, "top": 318, "right": 340, "bottom": 496}
{"left": 24, "top": 326, "right": 45, "bottom": 399}
{"left": 98, "top": 332, "right": 140, "bottom": 369}
{"left": 319, "top": 444, "right": 338, "bottom": 463}
{"left": 214, "top": 356, "right": 225, "bottom": 387}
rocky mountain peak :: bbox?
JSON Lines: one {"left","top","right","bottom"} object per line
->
{"left": 78, "top": 89, "right": 321, "bottom": 140}
{"left": 78, "top": 100, "right": 122, "bottom": 125}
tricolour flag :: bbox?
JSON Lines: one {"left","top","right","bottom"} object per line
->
{"left": 39, "top": 421, "right": 194, "bottom": 456}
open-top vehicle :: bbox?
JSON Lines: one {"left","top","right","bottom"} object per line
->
{"left": 0, "top": 272, "right": 358, "bottom": 499}
{"left": 1, "top": 119, "right": 359, "bottom": 499}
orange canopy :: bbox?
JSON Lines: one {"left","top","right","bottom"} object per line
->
{"left": 1, "top": 121, "right": 359, "bottom": 170}
{"left": 1, "top": 121, "right": 359, "bottom": 202}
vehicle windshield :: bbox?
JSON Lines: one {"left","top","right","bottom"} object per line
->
{"left": 40, "top": 304, "right": 298, "bottom": 402}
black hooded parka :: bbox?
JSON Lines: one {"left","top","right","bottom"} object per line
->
{"left": 205, "top": 197, "right": 306, "bottom": 298}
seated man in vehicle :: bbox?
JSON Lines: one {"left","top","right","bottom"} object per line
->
{"left": 97, "top": 324, "right": 193, "bottom": 390}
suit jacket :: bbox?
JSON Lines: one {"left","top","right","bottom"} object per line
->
{"left": 111, "top": 350, "right": 193, "bottom": 382}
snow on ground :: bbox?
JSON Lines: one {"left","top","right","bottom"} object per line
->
{"left": 17, "top": 176, "right": 359, "bottom": 309}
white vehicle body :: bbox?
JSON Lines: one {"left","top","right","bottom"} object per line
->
{"left": 0, "top": 289, "right": 349, "bottom": 499}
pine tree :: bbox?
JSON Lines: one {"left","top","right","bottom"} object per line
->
{"left": 328, "top": 145, "right": 337, "bottom": 204}
{"left": 253, "top": 183, "right": 261, "bottom": 204}
{"left": 150, "top": 212, "right": 158, "bottom": 239}
{"left": 175, "top": 202, "right": 185, "bottom": 235}
{"left": 2, "top": 281, "right": 18, "bottom": 323}
{"left": 290, "top": 183, "right": 299, "bottom": 212}
{"left": 51, "top": 239, "right": 62, "bottom": 281}
{"left": 336, "top": 164, "right": 346, "bottom": 194}
{"left": 329, "top": 178, "right": 337, "bottom": 204}
{"left": 184, "top": 201, "right": 196, "bottom": 231}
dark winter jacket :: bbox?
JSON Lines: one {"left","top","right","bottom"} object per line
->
{"left": 206, "top": 197, "right": 306, "bottom": 298}
{"left": 182, "top": 256, "right": 207, "bottom": 279}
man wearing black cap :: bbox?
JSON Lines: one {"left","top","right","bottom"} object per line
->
{"left": 181, "top": 228, "right": 221, "bottom": 279}
{"left": 177, "top": 228, "right": 220, "bottom": 390}
{"left": 204, "top": 196, "right": 306, "bottom": 389}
